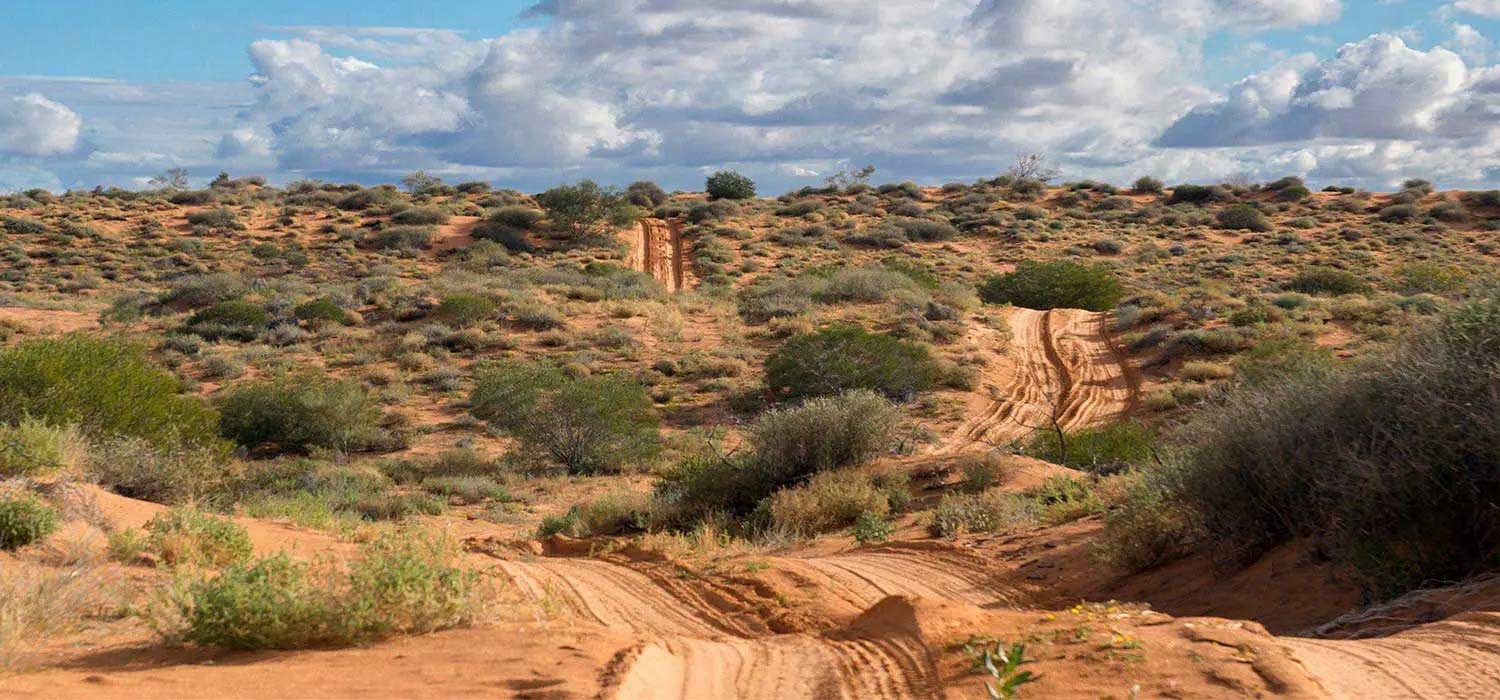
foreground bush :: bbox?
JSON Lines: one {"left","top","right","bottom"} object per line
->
{"left": 765, "top": 325, "right": 938, "bottom": 402}
{"left": 159, "top": 530, "right": 479, "bottom": 650}
{"left": 0, "top": 335, "right": 219, "bottom": 449}
{"left": 470, "top": 362, "right": 660, "bottom": 473}
{"left": 217, "top": 375, "right": 385, "bottom": 454}
{"left": 651, "top": 390, "right": 901, "bottom": 530}
{"left": 0, "top": 494, "right": 58, "bottom": 550}
{"left": 979, "top": 261, "right": 1123, "bottom": 311}
{"left": 1106, "top": 297, "right": 1500, "bottom": 595}
{"left": 1025, "top": 421, "right": 1155, "bottom": 474}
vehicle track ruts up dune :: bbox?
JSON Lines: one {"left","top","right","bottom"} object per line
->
{"left": 941, "top": 306, "right": 1137, "bottom": 454}
{"left": 630, "top": 218, "right": 686, "bottom": 292}
{"left": 1282, "top": 613, "right": 1500, "bottom": 700}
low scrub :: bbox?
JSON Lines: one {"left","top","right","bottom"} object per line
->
{"left": 765, "top": 325, "right": 939, "bottom": 402}
{"left": 0, "top": 494, "right": 58, "bottom": 550}
{"left": 1105, "top": 297, "right": 1500, "bottom": 596}
{"left": 217, "top": 375, "right": 386, "bottom": 454}
{"left": 143, "top": 508, "right": 252, "bottom": 567}
{"left": 0, "top": 419, "right": 88, "bottom": 478}
{"left": 767, "top": 466, "right": 907, "bottom": 537}
{"left": 470, "top": 362, "right": 660, "bottom": 474}
{"left": 1025, "top": 421, "right": 1155, "bottom": 475}
{"left": 1285, "top": 267, "right": 1368, "bottom": 296}
{"left": 155, "top": 530, "right": 480, "bottom": 650}
{"left": 979, "top": 261, "right": 1123, "bottom": 311}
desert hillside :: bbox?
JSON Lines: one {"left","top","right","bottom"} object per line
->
{"left": 3, "top": 173, "right": 1500, "bottom": 699}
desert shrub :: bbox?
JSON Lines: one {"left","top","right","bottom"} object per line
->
{"left": 1108, "top": 297, "right": 1500, "bottom": 595}
{"left": 433, "top": 293, "right": 496, "bottom": 327}
{"left": 162, "top": 273, "right": 246, "bottom": 308}
{"left": 1232, "top": 336, "right": 1333, "bottom": 387}
{"left": 217, "top": 375, "right": 385, "bottom": 454}
{"left": 1131, "top": 176, "right": 1163, "bottom": 194}
{"left": 772, "top": 224, "right": 830, "bottom": 246}
{"left": 979, "top": 261, "right": 1123, "bottom": 311}
{"left": 473, "top": 207, "right": 540, "bottom": 252}
{"left": 765, "top": 325, "right": 939, "bottom": 401}
{"left": 185, "top": 299, "right": 268, "bottom": 340}
{"left": 88, "top": 437, "right": 228, "bottom": 504}
{"left": 421, "top": 476, "right": 510, "bottom": 505}
{"left": 817, "top": 266, "right": 921, "bottom": 303}
{"left": 391, "top": 207, "right": 449, "bottom": 226}
{"left": 370, "top": 225, "right": 433, "bottom": 251}
{"left": 144, "top": 508, "right": 252, "bottom": 567}
{"left": 0, "top": 419, "right": 88, "bottom": 478}
{"left": 162, "top": 531, "right": 478, "bottom": 650}
{"left": 0, "top": 335, "right": 218, "bottom": 449}
{"left": 293, "top": 298, "right": 354, "bottom": 326}
{"left": 736, "top": 276, "right": 824, "bottom": 322}
{"left": 535, "top": 180, "right": 639, "bottom": 241}
{"left": 626, "top": 181, "right": 669, "bottom": 208}
{"left": 336, "top": 189, "right": 391, "bottom": 211}
{"left": 489, "top": 205, "right": 544, "bottom": 228}
{"left": 186, "top": 208, "right": 238, "bottom": 228}
{"left": 928, "top": 491, "right": 1039, "bottom": 537}
{"left": 1167, "top": 184, "right": 1218, "bottom": 204}
{"left": 0, "top": 494, "right": 58, "bottom": 550}
{"left": 891, "top": 216, "right": 957, "bottom": 241}
{"left": 776, "top": 199, "right": 823, "bottom": 217}
{"left": 1025, "top": 421, "right": 1155, "bottom": 475}
{"left": 1395, "top": 262, "right": 1467, "bottom": 295}
{"left": 469, "top": 362, "right": 660, "bottom": 474}
{"left": 1378, "top": 204, "right": 1418, "bottom": 222}
{"left": 767, "top": 468, "right": 893, "bottom": 537}
{"left": 705, "top": 171, "right": 756, "bottom": 200}
{"left": 1285, "top": 267, "right": 1368, "bottom": 296}
{"left": 1215, "top": 204, "right": 1271, "bottom": 232}
{"left": 651, "top": 391, "right": 900, "bottom": 530}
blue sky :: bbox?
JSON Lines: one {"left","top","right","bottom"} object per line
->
{"left": 1, "top": 1, "right": 1499, "bottom": 193}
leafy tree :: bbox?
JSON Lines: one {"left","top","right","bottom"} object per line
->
{"left": 705, "top": 171, "right": 756, "bottom": 200}
{"left": 765, "top": 325, "right": 939, "bottom": 402}
{"left": 149, "top": 167, "right": 190, "bottom": 191}
{"left": 534, "top": 180, "right": 640, "bottom": 241}
{"left": 401, "top": 171, "right": 442, "bottom": 195}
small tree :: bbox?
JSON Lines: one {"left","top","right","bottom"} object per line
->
{"left": 150, "top": 167, "right": 190, "bottom": 192}
{"left": 979, "top": 261, "right": 1124, "bottom": 311}
{"left": 402, "top": 171, "right": 442, "bottom": 195}
{"left": 824, "top": 165, "right": 877, "bottom": 190}
{"left": 765, "top": 325, "right": 939, "bottom": 402}
{"left": 1006, "top": 154, "right": 1059, "bottom": 184}
{"left": 706, "top": 171, "right": 756, "bottom": 200}
{"left": 534, "top": 180, "right": 640, "bottom": 242}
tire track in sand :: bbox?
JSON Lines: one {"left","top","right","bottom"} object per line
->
{"left": 485, "top": 547, "right": 989, "bottom": 700}
{"left": 941, "top": 306, "right": 1136, "bottom": 454}
{"left": 1282, "top": 612, "right": 1500, "bottom": 700}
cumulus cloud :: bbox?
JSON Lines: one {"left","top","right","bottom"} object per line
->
{"left": 1453, "top": 0, "right": 1500, "bottom": 18}
{"left": 0, "top": 93, "right": 82, "bottom": 157}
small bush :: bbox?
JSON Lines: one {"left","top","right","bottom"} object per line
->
{"left": 293, "top": 298, "right": 354, "bottom": 326}
{"left": 626, "top": 181, "right": 669, "bottom": 208}
{"left": 928, "top": 491, "right": 1039, "bottom": 537}
{"left": 370, "top": 225, "right": 434, "bottom": 251}
{"left": 765, "top": 325, "right": 939, "bottom": 401}
{"left": 1025, "top": 421, "right": 1155, "bottom": 475}
{"left": 979, "top": 261, "right": 1123, "bottom": 311}
{"left": 1395, "top": 262, "right": 1467, "bottom": 295}
{"left": 0, "top": 335, "right": 219, "bottom": 450}
{"left": 1131, "top": 176, "right": 1163, "bottom": 194}
{"left": 535, "top": 181, "right": 639, "bottom": 241}
{"left": 0, "top": 419, "right": 88, "bottom": 478}
{"left": 0, "top": 494, "right": 58, "bottom": 550}
{"left": 433, "top": 293, "right": 496, "bottom": 327}
{"left": 88, "top": 437, "right": 228, "bottom": 504}
{"left": 391, "top": 207, "right": 449, "bottom": 226}
{"left": 162, "top": 530, "right": 478, "bottom": 650}
{"left": 217, "top": 375, "right": 385, "bottom": 454}
{"left": 1232, "top": 337, "right": 1333, "bottom": 387}
{"left": 1167, "top": 184, "right": 1218, "bottom": 204}
{"left": 186, "top": 208, "right": 238, "bottom": 229}
{"left": 768, "top": 468, "right": 892, "bottom": 537}
{"left": 1285, "top": 267, "right": 1368, "bottom": 296}
{"left": 144, "top": 508, "right": 252, "bottom": 567}
{"left": 705, "top": 171, "right": 756, "bottom": 200}
{"left": 1378, "top": 204, "right": 1418, "bottom": 222}
{"left": 185, "top": 299, "right": 268, "bottom": 340}
{"left": 1215, "top": 205, "right": 1271, "bottom": 232}
{"left": 470, "top": 362, "right": 660, "bottom": 474}
{"left": 162, "top": 273, "right": 246, "bottom": 308}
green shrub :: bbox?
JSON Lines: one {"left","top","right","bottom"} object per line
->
{"left": 1394, "top": 262, "right": 1467, "bottom": 295}
{"left": 1285, "top": 267, "right": 1368, "bottom": 296}
{"left": 1025, "top": 421, "right": 1155, "bottom": 474}
{"left": 88, "top": 437, "right": 228, "bottom": 504}
{"left": 1131, "top": 176, "right": 1163, "bottom": 194}
{"left": 164, "top": 530, "right": 478, "bottom": 650}
{"left": 1378, "top": 204, "right": 1418, "bottom": 222}
{"left": 0, "top": 335, "right": 219, "bottom": 449}
{"left": 978, "top": 261, "right": 1123, "bottom": 311}
{"left": 293, "top": 298, "right": 354, "bottom": 326}
{"left": 473, "top": 207, "right": 539, "bottom": 252}
{"left": 391, "top": 207, "right": 449, "bottom": 226}
{"left": 1215, "top": 204, "right": 1271, "bottom": 232}
{"left": 370, "top": 225, "right": 433, "bottom": 251}
{"left": 765, "top": 325, "right": 938, "bottom": 402}
{"left": 1108, "top": 297, "right": 1500, "bottom": 595}
{"left": 534, "top": 181, "right": 639, "bottom": 241}
{"left": 626, "top": 181, "right": 669, "bottom": 208}
{"left": 162, "top": 273, "right": 246, "bottom": 308}
{"left": 185, "top": 300, "right": 268, "bottom": 340}
{"left": 469, "top": 362, "right": 660, "bottom": 474}
{"left": 433, "top": 293, "right": 496, "bottom": 327}
{"left": 0, "top": 419, "right": 88, "bottom": 478}
{"left": 705, "top": 171, "right": 756, "bottom": 200}
{"left": 928, "top": 491, "right": 1039, "bottom": 537}
{"left": 851, "top": 511, "right": 893, "bottom": 544}
{"left": 0, "top": 494, "right": 58, "bottom": 550}
{"left": 186, "top": 208, "right": 238, "bottom": 228}
{"left": 767, "top": 468, "right": 894, "bottom": 537}
{"left": 217, "top": 375, "right": 385, "bottom": 454}
{"left": 1166, "top": 184, "right": 1218, "bottom": 204}
{"left": 1232, "top": 337, "right": 1333, "bottom": 387}
{"left": 145, "top": 508, "right": 253, "bottom": 567}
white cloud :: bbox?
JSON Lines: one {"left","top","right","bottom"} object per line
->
{"left": 1453, "top": 0, "right": 1500, "bottom": 18}
{"left": 0, "top": 93, "right": 82, "bottom": 157}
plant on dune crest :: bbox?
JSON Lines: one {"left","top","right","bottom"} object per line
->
{"left": 979, "top": 261, "right": 1123, "bottom": 311}
{"left": 965, "top": 639, "right": 1039, "bottom": 700}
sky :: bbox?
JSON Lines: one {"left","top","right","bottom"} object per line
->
{"left": 1, "top": 0, "right": 1499, "bottom": 194}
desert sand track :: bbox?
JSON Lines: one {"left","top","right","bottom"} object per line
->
{"left": 1282, "top": 613, "right": 1500, "bottom": 700}
{"left": 629, "top": 218, "right": 686, "bottom": 292}
{"left": 943, "top": 307, "right": 1137, "bottom": 453}
{"left": 486, "top": 547, "right": 981, "bottom": 700}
